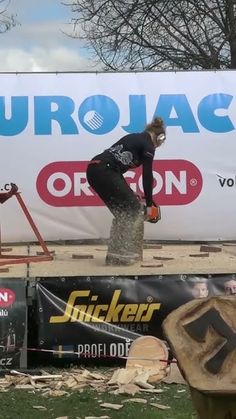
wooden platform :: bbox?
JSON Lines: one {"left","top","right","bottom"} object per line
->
{"left": 0, "top": 242, "right": 236, "bottom": 278}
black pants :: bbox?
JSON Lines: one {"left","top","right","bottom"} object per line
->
{"left": 87, "top": 161, "right": 144, "bottom": 258}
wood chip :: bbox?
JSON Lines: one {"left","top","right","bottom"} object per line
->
{"left": 162, "top": 363, "right": 186, "bottom": 385}
{"left": 36, "top": 250, "right": 55, "bottom": 255}
{"left": 15, "top": 384, "right": 34, "bottom": 389}
{"left": 9, "top": 370, "right": 28, "bottom": 376}
{"left": 0, "top": 379, "right": 11, "bottom": 385}
{"left": 108, "top": 368, "right": 137, "bottom": 386}
{"left": 141, "top": 263, "right": 163, "bottom": 268}
{"left": 123, "top": 398, "right": 147, "bottom": 404}
{"left": 150, "top": 403, "right": 171, "bottom": 409}
{"left": 2, "top": 365, "right": 169, "bottom": 398}
{"left": 32, "top": 406, "right": 47, "bottom": 410}
{"left": 85, "top": 416, "right": 110, "bottom": 419}
{"left": 31, "top": 380, "right": 48, "bottom": 387}
{"left": 111, "top": 383, "right": 140, "bottom": 395}
{"left": 200, "top": 245, "right": 222, "bottom": 253}
{"left": 100, "top": 403, "right": 123, "bottom": 410}
{"left": 153, "top": 256, "right": 174, "bottom": 261}
{"left": 189, "top": 253, "right": 209, "bottom": 257}
{"left": 85, "top": 371, "right": 107, "bottom": 380}
{"left": 72, "top": 254, "right": 94, "bottom": 259}
{"left": 134, "top": 373, "right": 155, "bottom": 389}
{"left": 64, "top": 377, "right": 78, "bottom": 388}
{"left": 31, "top": 374, "right": 63, "bottom": 381}
{"left": 43, "top": 389, "right": 68, "bottom": 397}
{"left": 143, "top": 244, "right": 163, "bottom": 249}
{"left": 139, "top": 388, "right": 164, "bottom": 393}
{"left": 0, "top": 267, "right": 10, "bottom": 273}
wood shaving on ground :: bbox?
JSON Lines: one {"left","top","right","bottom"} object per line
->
{"left": 100, "top": 403, "right": 123, "bottom": 410}
{"left": 162, "top": 363, "right": 187, "bottom": 385}
{"left": 32, "top": 405, "right": 47, "bottom": 410}
{"left": 149, "top": 403, "right": 171, "bottom": 409}
{"left": 0, "top": 365, "right": 173, "bottom": 397}
{"left": 122, "top": 398, "right": 148, "bottom": 404}
{"left": 84, "top": 416, "right": 110, "bottom": 419}
{"left": 139, "top": 388, "right": 164, "bottom": 393}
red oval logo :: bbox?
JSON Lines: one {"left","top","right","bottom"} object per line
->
{"left": 0, "top": 288, "right": 16, "bottom": 307}
{"left": 36, "top": 160, "right": 203, "bottom": 206}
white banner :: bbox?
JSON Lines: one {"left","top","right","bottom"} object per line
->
{"left": 0, "top": 70, "right": 236, "bottom": 242}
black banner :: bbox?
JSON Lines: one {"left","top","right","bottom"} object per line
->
{"left": 0, "top": 278, "right": 26, "bottom": 369}
{"left": 36, "top": 274, "right": 236, "bottom": 363}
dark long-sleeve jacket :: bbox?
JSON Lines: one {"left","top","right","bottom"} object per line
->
{"left": 92, "top": 132, "right": 155, "bottom": 206}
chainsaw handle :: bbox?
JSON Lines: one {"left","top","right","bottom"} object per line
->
{"left": 144, "top": 204, "right": 161, "bottom": 223}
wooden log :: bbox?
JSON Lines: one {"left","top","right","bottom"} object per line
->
{"left": 126, "top": 336, "right": 169, "bottom": 383}
{"left": 190, "top": 387, "right": 236, "bottom": 419}
{"left": 162, "top": 296, "right": 236, "bottom": 419}
{"left": 107, "top": 212, "right": 144, "bottom": 263}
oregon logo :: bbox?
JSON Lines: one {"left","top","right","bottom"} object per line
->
{"left": 49, "top": 290, "right": 161, "bottom": 324}
{"left": 37, "top": 159, "right": 203, "bottom": 207}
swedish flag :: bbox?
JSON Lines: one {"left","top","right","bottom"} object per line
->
{"left": 52, "top": 345, "right": 74, "bottom": 358}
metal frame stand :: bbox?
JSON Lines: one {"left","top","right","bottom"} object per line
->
{"left": 0, "top": 191, "right": 53, "bottom": 266}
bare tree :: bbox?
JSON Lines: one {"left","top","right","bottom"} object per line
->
{"left": 0, "top": 0, "right": 16, "bottom": 33}
{"left": 64, "top": 0, "right": 236, "bottom": 70}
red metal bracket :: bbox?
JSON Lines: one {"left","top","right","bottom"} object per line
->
{"left": 0, "top": 185, "right": 53, "bottom": 266}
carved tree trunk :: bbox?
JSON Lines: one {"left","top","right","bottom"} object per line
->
{"left": 162, "top": 296, "right": 236, "bottom": 419}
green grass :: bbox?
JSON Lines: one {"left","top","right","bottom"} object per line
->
{"left": 0, "top": 383, "right": 196, "bottom": 419}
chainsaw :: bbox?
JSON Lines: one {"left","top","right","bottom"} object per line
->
{"left": 143, "top": 203, "right": 161, "bottom": 223}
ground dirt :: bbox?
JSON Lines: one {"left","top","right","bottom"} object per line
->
{"left": 0, "top": 241, "right": 236, "bottom": 278}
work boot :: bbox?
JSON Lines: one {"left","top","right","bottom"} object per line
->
{"left": 105, "top": 251, "right": 140, "bottom": 266}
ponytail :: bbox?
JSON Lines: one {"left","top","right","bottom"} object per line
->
{"left": 145, "top": 117, "right": 165, "bottom": 134}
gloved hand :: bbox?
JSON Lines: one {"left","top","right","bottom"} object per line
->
{"left": 145, "top": 202, "right": 161, "bottom": 223}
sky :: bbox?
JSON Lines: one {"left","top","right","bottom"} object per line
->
{"left": 0, "top": 0, "right": 96, "bottom": 72}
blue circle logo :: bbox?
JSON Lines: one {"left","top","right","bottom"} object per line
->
{"left": 79, "top": 95, "right": 120, "bottom": 135}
